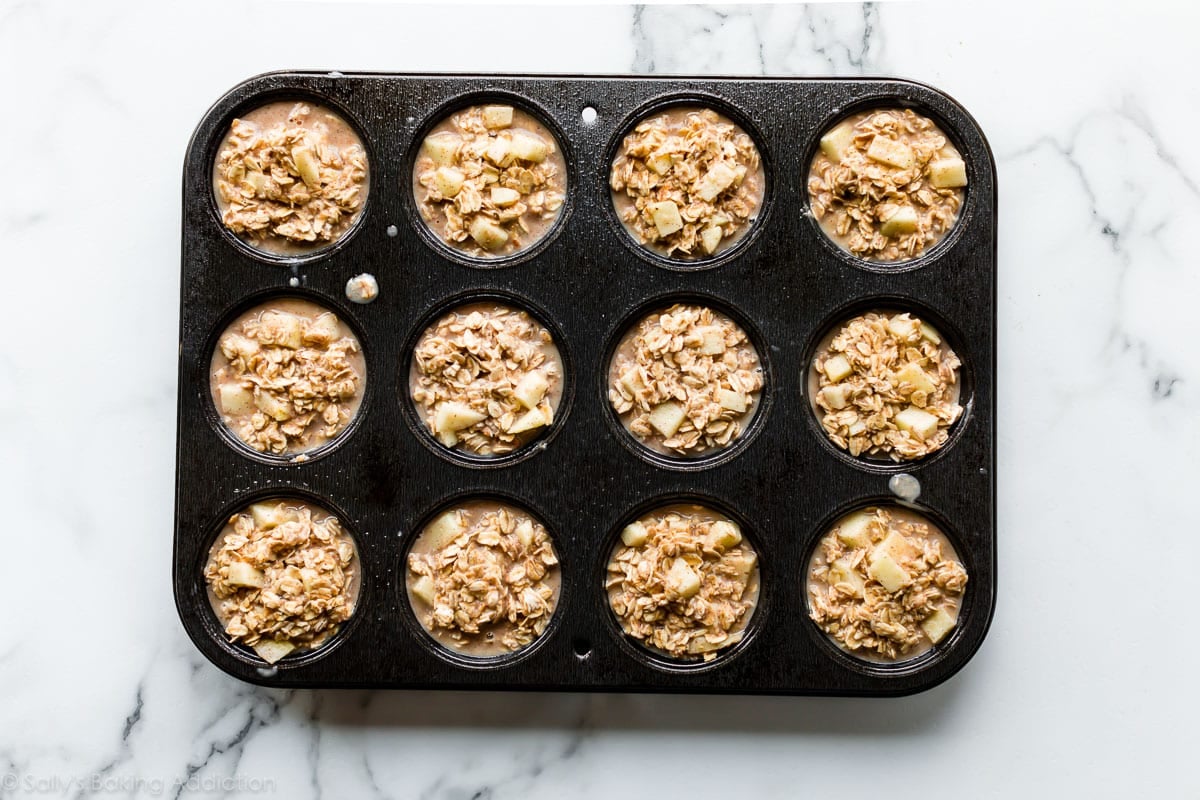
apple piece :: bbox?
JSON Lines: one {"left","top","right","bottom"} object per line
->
{"left": 220, "top": 333, "right": 259, "bottom": 361}
{"left": 509, "top": 129, "right": 549, "bottom": 163}
{"left": 250, "top": 502, "right": 286, "bottom": 529}
{"left": 482, "top": 105, "right": 514, "bottom": 129}
{"left": 717, "top": 389, "right": 748, "bottom": 414}
{"left": 647, "top": 200, "right": 683, "bottom": 237}
{"left": 507, "top": 407, "right": 548, "bottom": 435}
{"left": 694, "top": 161, "right": 738, "bottom": 202}
{"left": 422, "top": 132, "right": 462, "bottom": 167}
{"left": 919, "top": 322, "right": 942, "bottom": 345}
{"left": 822, "top": 354, "right": 852, "bottom": 383}
{"left": 665, "top": 559, "right": 701, "bottom": 599}
{"left": 866, "top": 135, "right": 914, "bottom": 169}
{"left": 886, "top": 315, "right": 920, "bottom": 340}
{"left": 921, "top": 608, "right": 956, "bottom": 644}
{"left": 258, "top": 311, "right": 304, "bottom": 349}
{"left": 254, "top": 391, "right": 292, "bottom": 422}
{"left": 219, "top": 384, "right": 255, "bottom": 416}
{"left": 620, "top": 521, "right": 648, "bottom": 547}
{"left": 828, "top": 556, "right": 866, "bottom": 596}
{"left": 468, "top": 216, "right": 510, "bottom": 251}
{"left": 490, "top": 187, "right": 521, "bottom": 207}
{"left": 253, "top": 639, "right": 296, "bottom": 664}
{"left": 880, "top": 206, "right": 919, "bottom": 237}
{"left": 894, "top": 362, "right": 936, "bottom": 394}
{"left": 700, "top": 225, "right": 724, "bottom": 255}
{"left": 836, "top": 511, "right": 873, "bottom": 548}
{"left": 731, "top": 551, "right": 758, "bottom": 578}
{"left": 619, "top": 367, "right": 645, "bottom": 395}
{"left": 687, "top": 635, "right": 727, "bottom": 655}
{"left": 708, "top": 520, "right": 742, "bottom": 550}
{"left": 485, "top": 135, "right": 512, "bottom": 167}
{"left": 291, "top": 146, "right": 321, "bottom": 187}
{"left": 424, "top": 510, "right": 465, "bottom": 551}
{"left": 819, "top": 122, "right": 855, "bottom": 162}
{"left": 894, "top": 406, "right": 940, "bottom": 440}
{"left": 435, "top": 401, "right": 487, "bottom": 433}
{"left": 515, "top": 519, "right": 535, "bottom": 548}
{"left": 411, "top": 575, "right": 437, "bottom": 606}
{"left": 697, "top": 326, "right": 727, "bottom": 355}
{"left": 513, "top": 371, "right": 549, "bottom": 409}
{"left": 647, "top": 151, "right": 673, "bottom": 175}
{"left": 867, "top": 552, "right": 910, "bottom": 592}
{"left": 929, "top": 157, "right": 967, "bottom": 189}
{"left": 647, "top": 401, "right": 686, "bottom": 438}
{"left": 227, "top": 561, "right": 266, "bottom": 588}
{"left": 244, "top": 170, "right": 267, "bottom": 194}
{"left": 303, "top": 312, "right": 340, "bottom": 346}
{"left": 820, "top": 385, "right": 847, "bottom": 411}
{"left": 433, "top": 166, "right": 465, "bottom": 198}
{"left": 873, "top": 531, "right": 918, "bottom": 564}
{"left": 436, "top": 430, "right": 458, "bottom": 447}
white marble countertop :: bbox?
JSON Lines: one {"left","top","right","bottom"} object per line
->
{"left": 2, "top": 1, "right": 1197, "bottom": 797}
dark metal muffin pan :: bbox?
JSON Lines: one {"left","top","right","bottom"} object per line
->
{"left": 175, "top": 72, "right": 996, "bottom": 696}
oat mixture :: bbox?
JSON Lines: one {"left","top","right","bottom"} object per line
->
{"left": 407, "top": 502, "right": 560, "bottom": 656}
{"left": 205, "top": 500, "right": 358, "bottom": 664}
{"left": 411, "top": 303, "right": 562, "bottom": 456}
{"left": 211, "top": 299, "right": 365, "bottom": 456}
{"left": 611, "top": 107, "right": 764, "bottom": 258}
{"left": 808, "top": 506, "right": 967, "bottom": 661}
{"left": 414, "top": 105, "right": 566, "bottom": 257}
{"left": 812, "top": 311, "right": 961, "bottom": 461}
{"left": 609, "top": 304, "right": 763, "bottom": 456}
{"left": 607, "top": 505, "right": 759, "bottom": 660}
{"left": 809, "top": 108, "right": 967, "bottom": 262}
{"left": 213, "top": 101, "right": 368, "bottom": 253}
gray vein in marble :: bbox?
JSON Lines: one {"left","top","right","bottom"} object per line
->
{"left": 70, "top": 684, "right": 144, "bottom": 800}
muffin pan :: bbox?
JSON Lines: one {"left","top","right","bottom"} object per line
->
{"left": 174, "top": 72, "right": 996, "bottom": 695}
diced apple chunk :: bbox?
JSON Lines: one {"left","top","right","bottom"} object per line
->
{"left": 819, "top": 122, "right": 855, "bottom": 162}
{"left": 665, "top": 559, "right": 701, "bottom": 599}
{"left": 227, "top": 561, "right": 266, "bottom": 588}
{"left": 619, "top": 367, "right": 645, "bottom": 395}
{"left": 820, "top": 385, "right": 847, "bottom": 411}
{"left": 220, "top": 333, "right": 259, "bottom": 361}
{"left": 513, "top": 371, "right": 549, "bottom": 409}
{"left": 482, "top": 105, "right": 514, "bottom": 129}
{"left": 291, "top": 146, "right": 321, "bottom": 188}
{"left": 866, "top": 135, "right": 914, "bottom": 169}
{"left": 509, "top": 130, "right": 549, "bottom": 163}
{"left": 490, "top": 187, "right": 520, "bottom": 207}
{"left": 434, "top": 401, "right": 487, "bottom": 433}
{"left": 929, "top": 157, "right": 967, "bottom": 189}
{"left": 697, "top": 326, "right": 726, "bottom": 355}
{"left": 620, "top": 521, "right": 648, "bottom": 547}
{"left": 886, "top": 315, "right": 920, "bottom": 340}
{"left": 253, "top": 639, "right": 295, "bottom": 664}
{"left": 921, "top": 608, "right": 956, "bottom": 644}
{"left": 244, "top": 170, "right": 267, "bottom": 193}
{"left": 254, "top": 391, "right": 292, "bottom": 422}
{"left": 219, "top": 384, "right": 255, "bottom": 415}
{"left": 730, "top": 551, "right": 758, "bottom": 577}
{"left": 485, "top": 136, "right": 512, "bottom": 167}
{"left": 894, "top": 406, "right": 940, "bottom": 440}
{"left": 894, "top": 362, "right": 936, "bottom": 394}
{"left": 707, "top": 520, "right": 742, "bottom": 550}
{"left": 823, "top": 354, "right": 852, "bottom": 383}
{"left": 250, "top": 502, "right": 286, "bottom": 530}
{"left": 919, "top": 322, "right": 942, "bottom": 345}
{"left": 867, "top": 552, "right": 911, "bottom": 592}
{"left": 647, "top": 151, "right": 673, "bottom": 175}
{"left": 436, "top": 430, "right": 458, "bottom": 447}
{"left": 647, "top": 200, "right": 683, "bottom": 237}
{"left": 515, "top": 520, "right": 535, "bottom": 548}
{"left": 424, "top": 510, "right": 465, "bottom": 551}
{"left": 700, "top": 225, "right": 724, "bottom": 255}
{"left": 873, "top": 531, "right": 918, "bottom": 564}
{"left": 468, "top": 217, "right": 509, "bottom": 251}
{"left": 303, "top": 312, "right": 340, "bottom": 346}
{"left": 647, "top": 401, "right": 686, "bottom": 438}
{"left": 694, "top": 161, "right": 738, "bottom": 202}
{"left": 836, "top": 511, "right": 873, "bottom": 548}
{"left": 717, "top": 389, "right": 748, "bottom": 414}
{"left": 258, "top": 311, "right": 304, "bottom": 349}
{"left": 828, "top": 556, "right": 865, "bottom": 596}
{"left": 507, "top": 407, "right": 548, "bottom": 435}
{"left": 433, "top": 166, "right": 465, "bottom": 198}
{"left": 423, "top": 132, "right": 461, "bottom": 166}
{"left": 411, "top": 575, "right": 437, "bottom": 606}
{"left": 880, "top": 206, "right": 919, "bottom": 237}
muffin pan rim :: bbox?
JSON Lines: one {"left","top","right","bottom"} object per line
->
{"left": 176, "top": 71, "right": 997, "bottom": 696}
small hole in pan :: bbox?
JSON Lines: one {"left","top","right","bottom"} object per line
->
{"left": 572, "top": 638, "right": 592, "bottom": 659}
